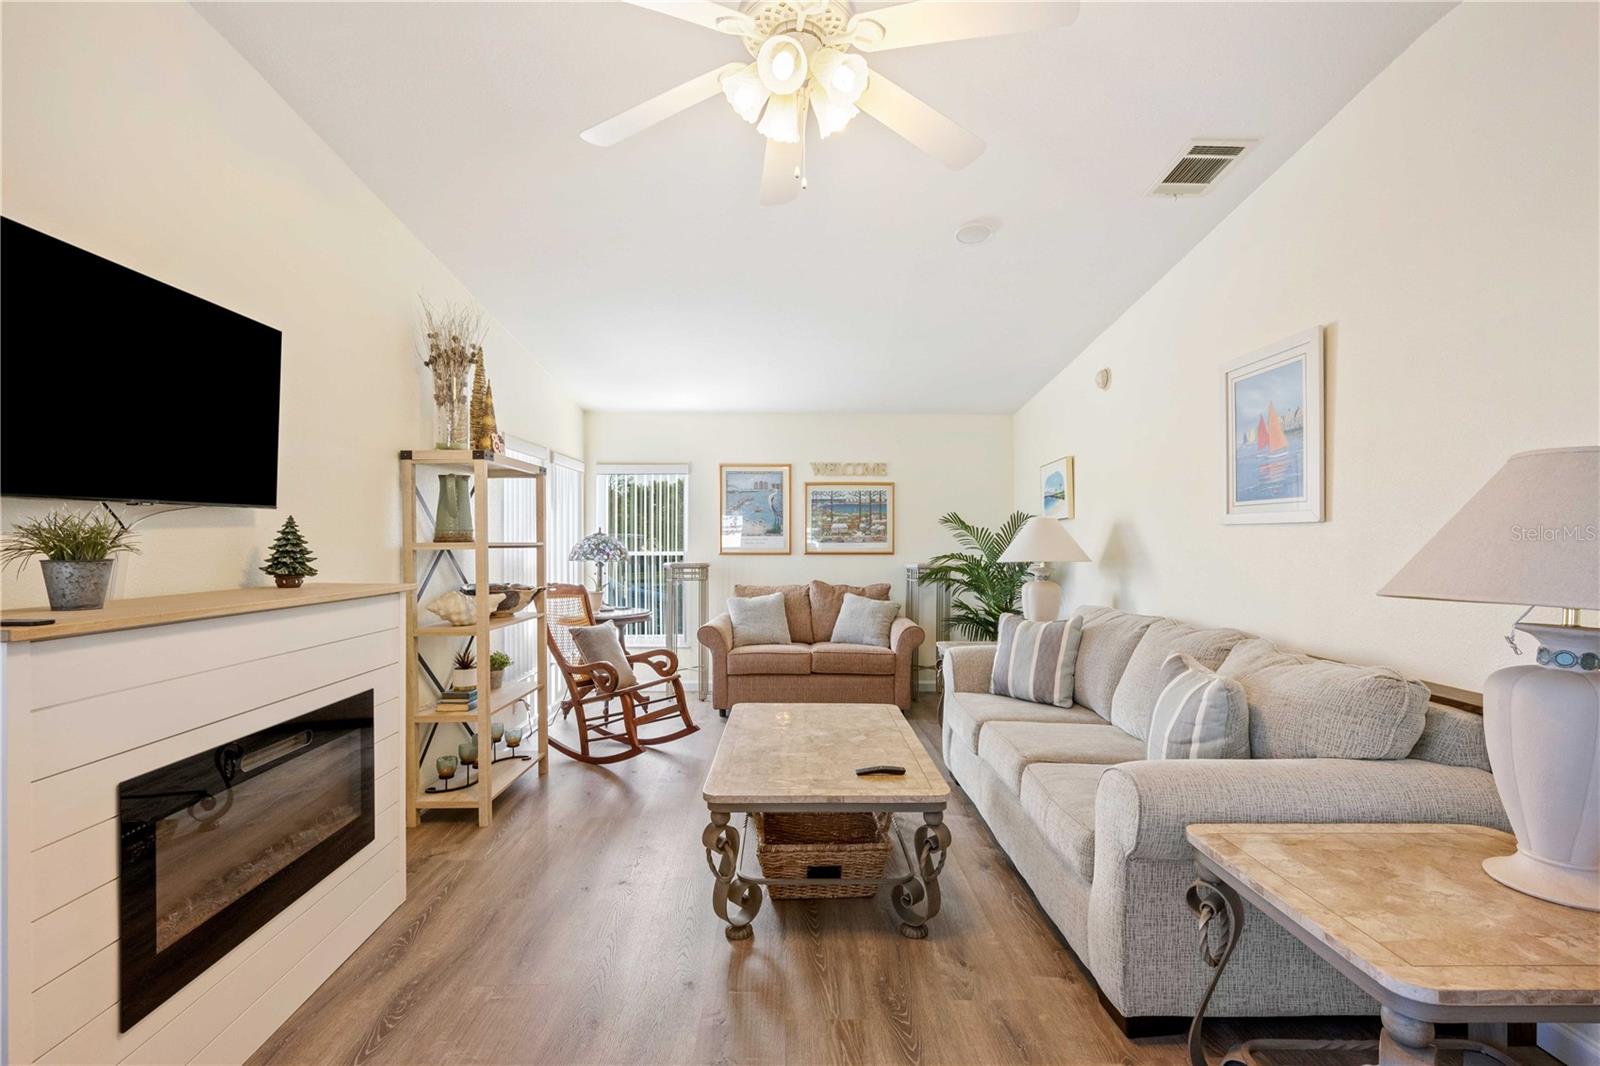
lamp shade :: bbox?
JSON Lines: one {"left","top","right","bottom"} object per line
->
{"left": 1379, "top": 446, "right": 1599, "bottom": 609}
{"left": 999, "top": 516, "right": 1091, "bottom": 564}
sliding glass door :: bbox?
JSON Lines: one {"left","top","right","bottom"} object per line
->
{"left": 595, "top": 464, "right": 687, "bottom": 642}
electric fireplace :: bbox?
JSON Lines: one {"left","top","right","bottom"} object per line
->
{"left": 117, "top": 690, "right": 374, "bottom": 1030}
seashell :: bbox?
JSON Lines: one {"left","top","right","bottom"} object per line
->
{"left": 424, "top": 590, "right": 476, "bottom": 626}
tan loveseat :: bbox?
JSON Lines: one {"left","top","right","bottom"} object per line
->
{"left": 697, "top": 580, "right": 925, "bottom": 714}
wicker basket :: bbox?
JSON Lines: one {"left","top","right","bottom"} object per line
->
{"left": 754, "top": 812, "right": 892, "bottom": 899}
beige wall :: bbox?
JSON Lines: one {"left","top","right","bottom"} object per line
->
{"left": 1011, "top": 2, "right": 1598, "bottom": 692}
{"left": 0, "top": 2, "right": 583, "bottom": 606}
{"left": 584, "top": 411, "right": 1013, "bottom": 656}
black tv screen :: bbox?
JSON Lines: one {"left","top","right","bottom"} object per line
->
{"left": 1, "top": 218, "right": 282, "bottom": 507}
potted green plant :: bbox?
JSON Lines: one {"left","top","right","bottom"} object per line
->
{"left": 450, "top": 648, "right": 478, "bottom": 691}
{"left": 489, "top": 650, "right": 512, "bottom": 689}
{"left": 919, "top": 511, "right": 1032, "bottom": 640}
{"left": 1, "top": 509, "right": 140, "bottom": 611}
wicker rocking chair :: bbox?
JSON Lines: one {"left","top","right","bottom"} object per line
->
{"left": 545, "top": 583, "right": 699, "bottom": 764}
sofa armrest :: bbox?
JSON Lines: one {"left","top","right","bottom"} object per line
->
{"left": 697, "top": 614, "right": 734, "bottom": 710}
{"left": 890, "top": 618, "right": 926, "bottom": 711}
{"left": 890, "top": 617, "right": 925, "bottom": 657}
{"left": 697, "top": 614, "right": 733, "bottom": 656}
{"left": 1096, "top": 757, "right": 1509, "bottom": 866}
{"left": 1085, "top": 757, "right": 1510, "bottom": 1019}
{"left": 942, "top": 643, "right": 996, "bottom": 694}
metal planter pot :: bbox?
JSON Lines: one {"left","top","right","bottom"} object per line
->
{"left": 40, "top": 559, "right": 114, "bottom": 611}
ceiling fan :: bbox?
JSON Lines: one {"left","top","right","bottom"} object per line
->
{"left": 579, "top": 0, "right": 1081, "bottom": 205}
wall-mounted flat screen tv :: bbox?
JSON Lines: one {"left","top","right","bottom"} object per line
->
{"left": 1, "top": 218, "right": 282, "bottom": 507}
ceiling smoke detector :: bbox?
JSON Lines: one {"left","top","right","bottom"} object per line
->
{"left": 955, "top": 219, "right": 997, "bottom": 245}
{"left": 1153, "top": 140, "right": 1256, "bottom": 197}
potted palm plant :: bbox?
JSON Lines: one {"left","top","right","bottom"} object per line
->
{"left": 1, "top": 509, "right": 140, "bottom": 610}
{"left": 919, "top": 511, "right": 1032, "bottom": 640}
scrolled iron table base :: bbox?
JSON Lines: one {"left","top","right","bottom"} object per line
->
{"left": 1185, "top": 876, "right": 1527, "bottom": 1066}
{"left": 703, "top": 809, "right": 950, "bottom": 941}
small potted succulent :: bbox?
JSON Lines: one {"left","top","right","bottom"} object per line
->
{"left": 489, "top": 650, "right": 512, "bottom": 689}
{"left": 1, "top": 509, "right": 140, "bottom": 610}
{"left": 450, "top": 648, "right": 478, "bottom": 691}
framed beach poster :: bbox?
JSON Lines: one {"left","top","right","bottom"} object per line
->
{"left": 719, "top": 464, "right": 790, "bottom": 554}
{"left": 804, "top": 482, "right": 895, "bottom": 555}
{"left": 1041, "top": 456, "right": 1075, "bottom": 519}
{"left": 1222, "top": 327, "right": 1324, "bottom": 524}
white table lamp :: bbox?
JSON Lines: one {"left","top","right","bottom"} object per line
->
{"left": 1380, "top": 446, "right": 1599, "bottom": 910}
{"left": 999, "top": 516, "right": 1091, "bottom": 622}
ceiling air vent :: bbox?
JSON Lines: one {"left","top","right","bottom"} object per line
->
{"left": 1153, "top": 140, "right": 1255, "bottom": 197}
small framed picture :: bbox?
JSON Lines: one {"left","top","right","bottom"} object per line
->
{"left": 1222, "top": 327, "right": 1324, "bottom": 524}
{"left": 1041, "top": 456, "right": 1074, "bottom": 519}
{"left": 719, "top": 464, "right": 790, "bottom": 554}
{"left": 804, "top": 482, "right": 895, "bottom": 555}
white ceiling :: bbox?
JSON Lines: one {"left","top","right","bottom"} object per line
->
{"left": 198, "top": 1, "right": 1449, "bottom": 413}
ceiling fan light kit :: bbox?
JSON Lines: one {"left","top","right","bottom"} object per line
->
{"left": 582, "top": 0, "right": 1082, "bottom": 205}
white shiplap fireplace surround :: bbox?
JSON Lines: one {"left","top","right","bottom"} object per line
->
{"left": 1, "top": 584, "right": 409, "bottom": 1065}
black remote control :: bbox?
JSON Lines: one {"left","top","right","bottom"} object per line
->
{"left": 0, "top": 618, "right": 55, "bottom": 627}
{"left": 855, "top": 764, "right": 906, "bottom": 776}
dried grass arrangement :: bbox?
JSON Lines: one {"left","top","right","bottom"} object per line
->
{"left": 420, "top": 300, "right": 484, "bottom": 449}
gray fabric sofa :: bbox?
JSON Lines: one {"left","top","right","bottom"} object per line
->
{"left": 941, "top": 606, "right": 1509, "bottom": 1031}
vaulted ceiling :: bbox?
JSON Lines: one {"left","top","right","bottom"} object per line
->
{"left": 199, "top": 2, "right": 1449, "bottom": 412}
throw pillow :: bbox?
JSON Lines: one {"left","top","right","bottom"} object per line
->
{"left": 830, "top": 593, "right": 900, "bottom": 647}
{"left": 1146, "top": 653, "right": 1251, "bottom": 760}
{"left": 570, "top": 624, "right": 639, "bottom": 690}
{"left": 990, "top": 613, "right": 1084, "bottom": 708}
{"left": 1218, "top": 638, "right": 1430, "bottom": 760}
{"left": 807, "top": 580, "right": 891, "bottom": 642}
{"left": 727, "top": 591, "right": 792, "bottom": 648}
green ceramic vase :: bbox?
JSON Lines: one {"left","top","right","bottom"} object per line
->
{"left": 433, "top": 473, "right": 474, "bottom": 542}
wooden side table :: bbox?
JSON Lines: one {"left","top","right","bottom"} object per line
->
{"left": 1184, "top": 823, "right": 1600, "bottom": 1065}
{"left": 593, "top": 605, "right": 651, "bottom": 650}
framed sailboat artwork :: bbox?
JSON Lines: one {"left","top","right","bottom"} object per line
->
{"left": 1222, "top": 328, "right": 1324, "bottom": 524}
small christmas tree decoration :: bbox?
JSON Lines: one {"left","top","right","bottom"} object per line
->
{"left": 261, "top": 515, "right": 319, "bottom": 588}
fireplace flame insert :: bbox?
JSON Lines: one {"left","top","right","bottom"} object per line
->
{"left": 117, "top": 689, "right": 374, "bottom": 1031}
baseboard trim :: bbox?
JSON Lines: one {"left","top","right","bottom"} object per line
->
{"left": 1541, "top": 1023, "right": 1600, "bottom": 1066}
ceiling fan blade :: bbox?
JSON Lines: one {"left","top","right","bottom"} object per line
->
{"left": 857, "top": 71, "right": 984, "bottom": 169}
{"left": 760, "top": 138, "right": 801, "bottom": 206}
{"left": 849, "top": 0, "right": 1080, "bottom": 52}
{"left": 580, "top": 63, "right": 745, "bottom": 147}
{"left": 622, "top": 1, "right": 754, "bottom": 36}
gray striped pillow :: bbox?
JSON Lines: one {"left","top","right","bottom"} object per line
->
{"left": 990, "top": 613, "right": 1084, "bottom": 707}
{"left": 1146, "top": 653, "right": 1251, "bottom": 760}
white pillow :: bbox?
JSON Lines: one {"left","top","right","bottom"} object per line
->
{"left": 727, "top": 591, "right": 792, "bottom": 647}
{"left": 570, "top": 624, "right": 639, "bottom": 689}
{"left": 1146, "top": 653, "right": 1251, "bottom": 760}
{"left": 830, "top": 593, "right": 899, "bottom": 647}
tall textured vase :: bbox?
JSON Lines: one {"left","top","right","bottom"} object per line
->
{"left": 433, "top": 474, "right": 474, "bottom": 542}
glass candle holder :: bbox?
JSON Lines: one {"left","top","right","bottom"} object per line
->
{"left": 458, "top": 740, "right": 480, "bottom": 767}
{"left": 491, "top": 722, "right": 505, "bottom": 743}
{"left": 436, "top": 754, "right": 459, "bottom": 788}
{"left": 504, "top": 726, "right": 523, "bottom": 752}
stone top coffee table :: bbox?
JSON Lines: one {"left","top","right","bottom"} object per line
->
{"left": 701, "top": 702, "right": 951, "bottom": 941}
{"left": 1185, "top": 822, "right": 1600, "bottom": 1065}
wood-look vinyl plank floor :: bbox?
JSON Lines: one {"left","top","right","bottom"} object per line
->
{"left": 247, "top": 697, "right": 1555, "bottom": 1066}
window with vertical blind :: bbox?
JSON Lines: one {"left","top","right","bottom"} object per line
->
{"left": 547, "top": 453, "right": 584, "bottom": 587}
{"left": 595, "top": 464, "right": 687, "bottom": 639}
{"left": 486, "top": 438, "right": 585, "bottom": 688}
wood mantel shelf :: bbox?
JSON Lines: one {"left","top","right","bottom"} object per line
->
{"left": 0, "top": 581, "right": 412, "bottom": 643}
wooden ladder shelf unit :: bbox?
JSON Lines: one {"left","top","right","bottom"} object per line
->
{"left": 401, "top": 449, "right": 549, "bottom": 827}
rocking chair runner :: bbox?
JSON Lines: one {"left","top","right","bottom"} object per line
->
{"left": 545, "top": 584, "right": 699, "bottom": 764}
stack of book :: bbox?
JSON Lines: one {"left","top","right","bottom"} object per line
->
{"left": 435, "top": 688, "right": 478, "bottom": 713}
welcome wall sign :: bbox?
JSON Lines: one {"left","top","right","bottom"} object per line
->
{"left": 810, "top": 462, "right": 888, "bottom": 477}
